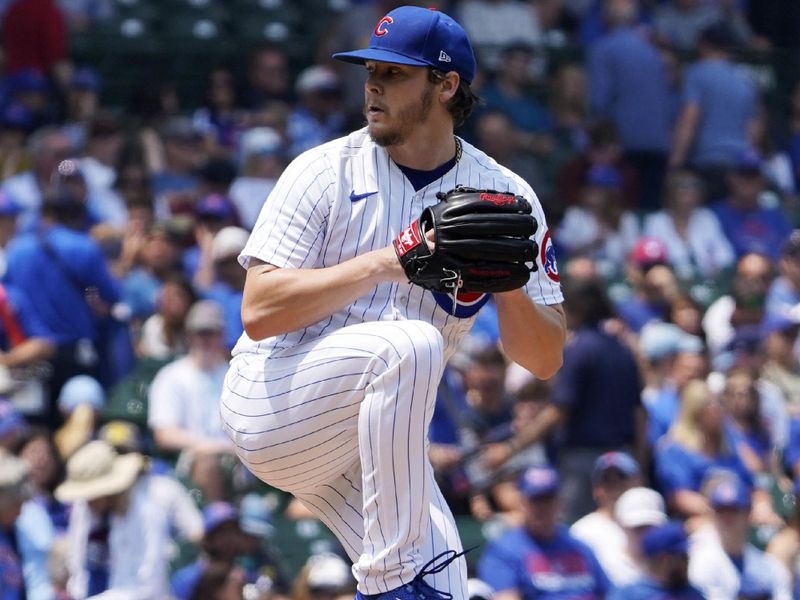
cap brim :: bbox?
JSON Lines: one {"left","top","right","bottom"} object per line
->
{"left": 333, "top": 49, "right": 430, "bottom": 68}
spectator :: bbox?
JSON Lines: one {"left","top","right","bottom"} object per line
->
{"left": 1, "top": 0, "right": 67, "bottom": 77}
{"left": 229, "top": 127, "right": 286, "bottom": 231}
{"left": 711, "top": 151, "right": 793, "bottom": 261}
{"left": 3, "top": 69, "right": 55, "bottom": 132}
{"left": 766, "top": 479, "right": 800, "bottom": 591}
{"left": 287, "top": 66, "right": 346, "bottom": 159}
{"left": 702, "top": 253, "right": 774, "bottom": 358}
{"left": 669, "top": 22, "right": 759, "bottom": 199}
{"left": 556, "top": 164, "right": 640, "bottom": 278}
{"left": 611, "top": 487, "right": 671, "bottom": 587}
{"left": 62, "top": 67, "right": 101, "bottom": 149}
{"left": 55, "top": 440, "right": 172, "bottom": 599}
{"left": 53, "top": 373, "right": 104, "bottom": 460}
{"left": 137, "top": 272, "right": 196, "bottom": 360}
{"left": 688, "top": 472, "right": 791, "bottom": 599}
{"left": 638, "top": 321, "right": 706, "bottom": 446}
{"left": 0, "top": 449, "right": 55, "bottom": 600}
{"left": 751, "top": 102, "right": 796, "bottom": 197}
{"left": 121, "top": 221, "right": 182, "bottom": 321}
{"left": 4, "top": 188, "right": 121, "bottom": 427}
{"left": 557, "top": 118, "right": 639, "bottom": 210}
{"left": 241, "top": 44, "right": 293, "bottom": 110}
{"left": 587, "top": 0, "right": 672, "bottom": 210}
{"left": 610, "top": 521, "right": 704, "bottom": 600}
{"left": 78, "top": 113, "right": 127, "bottom": 228}
{"left": 643, "top": 169, "right": 735, "bottom": 281}
{"left": 478, "top": 43, "right": 554, "bottom": 152}
{"left": 13, "top": 426, "right": 68, "bottom": 534}
{"left": 760, "top": 313, "right": 800, "bottom": 413}
{"left": 569, "top": 452, "right": 643, "bottom": 586}
{"left": 192, "top": 66, "right": 242, "bottom": 155}
{"left": 765, "top": 230, "right": 800, "bottom": 319}
{"left": 196, "top": 226, "right": 248, "bottom": 350}
{"left": 0, "top": 401, "right": 27, "bottom": 451}
{"left": 614, "top": 238, "right": 674, "bottom": 333}
{"left": 550, "top": 277, "right": 644, "bottom": 522}
{"left": 150, "top": 117, "right": 204, "bottom": 219}
{"left": 477, "top": 465, "right": 610, "bottom": 599}
{"left": 183, "top": 192, "right": 239, "bottom": 281}
{"left": 653, "top": 0, "right": 752, "bottom": 51}
{"left": 654, "top": 379, "right": 777, "bottom": 523}
{"left": 147, "top": 300, "right": 234, "bottom": 503}
{"left": 1, "top": 126, "right": 72, "bottom": 232}
{"left": 291, "top": 552, "right": 355, "bottom": 600}
{"left": 457, "top": 0, "right": 542, "bottom": 71}
{"left": 0, "top": 103, "right": 33, "bottom": 181}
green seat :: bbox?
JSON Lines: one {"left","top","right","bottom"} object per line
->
{"left": 103, "top": 357, "right": 171, "bottom": 427}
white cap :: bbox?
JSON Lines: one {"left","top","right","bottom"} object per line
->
{"left": 212, "top": 226, "right": 250, "bottom": 262}
{"left": 614, "top": 487, "right": 667, "bottom": 528}
{"left": 468, "top": 578, "right": 495, "bottom": 600}
{"left": 295, "top": 66, "right": 340, "bottom": 95}
{"left": 305, "top": 552, "right": 352, "bottom": 590}
{"left": 239, "top": 127, "right": 283, "bottom": 160}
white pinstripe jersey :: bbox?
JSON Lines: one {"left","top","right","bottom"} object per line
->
{"left": 235, "top": 127, "right": 563, "bottom": 361}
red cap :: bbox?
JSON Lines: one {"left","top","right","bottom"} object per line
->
{"left": 630, "top": 237, "right": 668, "bottom": 267}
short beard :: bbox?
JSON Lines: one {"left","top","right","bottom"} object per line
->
{"left": 367, "top": 85, "right": 434, "bottom": 147}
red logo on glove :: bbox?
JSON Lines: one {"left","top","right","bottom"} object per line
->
{"left": 394, "top": 222, "right": 422, "bottom": 256}
{"left": 479, "top": 192, "right": 516, "bottom": 206}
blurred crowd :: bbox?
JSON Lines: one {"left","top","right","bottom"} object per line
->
{"left": 1, "top": 0, "right": 800, "bottom": 598}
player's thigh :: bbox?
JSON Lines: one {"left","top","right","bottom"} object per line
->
{"left": 221, "top": 320, "right": 444, "bottom": 488}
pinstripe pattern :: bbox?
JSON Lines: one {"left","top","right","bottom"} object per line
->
{"left": 223, "top": 128, "right": 562, "bottom": 598}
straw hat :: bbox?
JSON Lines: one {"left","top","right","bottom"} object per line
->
{"left": 55, "top": 440, "right": 143, "bottom": 503}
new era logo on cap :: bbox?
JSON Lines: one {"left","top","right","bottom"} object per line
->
{"left": 439, "top": 50, "right": 451, "bottom": 62}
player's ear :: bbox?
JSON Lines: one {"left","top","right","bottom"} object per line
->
{"left": 438, "top": 71, "right": 459, "bottom": 103}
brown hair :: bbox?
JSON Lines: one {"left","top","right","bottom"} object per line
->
{"left": 429, "top": 69, "right": 480, "bottom": 128}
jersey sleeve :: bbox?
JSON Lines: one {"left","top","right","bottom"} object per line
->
{"left": 519, "top": 183, "right": 563, "bottom": 305}
{"left": 239, "top": 150, "right": 335, "bottom": 269}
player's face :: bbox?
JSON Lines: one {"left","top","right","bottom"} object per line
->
{"left": 363, "top": 61, "right": 436, "bottom": 147}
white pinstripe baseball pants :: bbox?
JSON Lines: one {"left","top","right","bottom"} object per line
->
{"left": 220, "top": 320, "right": 468, "bottom": 598}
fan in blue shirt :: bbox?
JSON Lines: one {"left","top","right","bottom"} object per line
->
{"left": 477, "top": 466, "right": 610, "bottom": 600}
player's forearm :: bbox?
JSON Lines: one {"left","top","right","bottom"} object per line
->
{"left": 494, "top": 291, "right": 565, "bottom": 379}
{"left": 242, "top": 248, "right": 404, "bottom": 340}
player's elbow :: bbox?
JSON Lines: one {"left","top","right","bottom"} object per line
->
{"left": 533, "top": 352, "right": 563, "bottom": 380}
{"left": 242, "top": 305, "right": 273, "bottom": 341}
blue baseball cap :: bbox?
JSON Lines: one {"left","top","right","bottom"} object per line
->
{"left": 519, "top": 465, "right": 560, "bottom": 498}
{"left": 591, "top": 451, "right": 639, "bottom": 483}
{"left": 195, "top": 193, "right": 236, "bottom": 221}
{"left": 708, "top": 475, "right": 751, "bottom": 510}
{"left": 202, "top": 501, "right": 239, "bottom": 535}
{"left": 0, "top": 102, "right": 32, "bottom": 130}
{"left": 641, "top": 522, "right": 688, "bottom": 557}
{"left": 0, "top": 192, "right": 20, "bottom": 217}
{"left": 70, "top": 67, "right": 101, "bottom": 92}
{"left": 586, "top": 164, "right": 623, "bottom": 188}
{"left": 7, "top": 69, "right": 48, "bottom": 93}
{"left": 333, "top": 6, "right": 477, "bottom": 83}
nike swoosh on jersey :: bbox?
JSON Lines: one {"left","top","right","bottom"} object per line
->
{"left": 350, "top": 190, "right": 378, "bottom": 202}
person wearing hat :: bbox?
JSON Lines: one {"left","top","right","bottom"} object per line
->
{"left": 148, "top": 299, "right": 235, "bottom": 503}
{"left": 193, "top": 226, "right": 249, "bottom": 350}
{"left": 556, "top": 163, "right": 640, "bottom": 278}
{"left": 477, "top": 466, "right": 610, "bottom": 599}
{"left": 288, "top": 65, "right": 346, "bottom": 158}
{"left": 570, "top": 452, "right": 644, "bottom": 586}
{"left": 229, "top": 127, "right": 287, "bottom": 230}
{"left": 0, "top": 448, "right": 56, "bottom": 599}
{"left": 710, "top": 149, "right": 793, "bottom": 262}
{"left": 151, "top": 116, "right": 203, "bottom": 216}
{"left": 229, "top": 5, "right": 567, "bottom": 600}
{"left": 766, "top": 229, "right": 800, "bottom": 321}
{"left": 55, "top": 440, "right": 171, "bottom": 599}
{"left": 688, "top": 471, "right": 791, "bottom": 599}
{"left": 611, "top": 487, "right": 671, "bottom": 584}
{"left": 609, "top": 522, "right": 704, "bottom": 599}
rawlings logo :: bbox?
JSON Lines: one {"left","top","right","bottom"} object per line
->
{"left": 394, "top": 222, "right": 422, "bottom": 256}
{"left": 480, "top": 192, "right": 516, "bottom": 206}
{"left": 540, "top": 229, "right": 560, "bottom": 282}
{"left": 374, "top": 15, "right": 393, "bottom": 36}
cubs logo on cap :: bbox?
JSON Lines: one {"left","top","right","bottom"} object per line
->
{"left": 332, "top": 5, "right": 477, "bottom": 83}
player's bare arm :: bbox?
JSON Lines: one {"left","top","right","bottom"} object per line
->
{"left": 241, "top": 246, "right": 406, "bottom": 340}
{"left": 494, "top": 291, "right": 566, "bottom": 379}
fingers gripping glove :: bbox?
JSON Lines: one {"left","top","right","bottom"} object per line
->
{"left": 393, "top": 186, "right": 539, "bottom": 297}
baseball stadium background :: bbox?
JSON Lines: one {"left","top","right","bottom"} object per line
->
{"left": 2, "top": 0, "right": 800, "bottom": 598}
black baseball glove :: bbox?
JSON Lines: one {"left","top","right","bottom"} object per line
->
{"left": 393, "top": 186, "right": 538, "bottom": 295}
